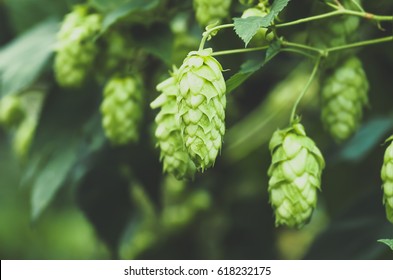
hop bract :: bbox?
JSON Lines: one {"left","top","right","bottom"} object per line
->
{"left": 268, "top": 122, "right": 325, "bottom": 228}
{"left": 177, "top": 48, "right": 226, "bottom": 171}
{"left": 100, "top": 75, "right": 143, "bottom": 145}
{"left": 321, "top": 56, "right": 369, "bottom": 142}
{"left": 151, "top": 71, "right": 196, "bottom": 180}
{"left": 193, "top": 0, "right": 232, "bottom": 27}
{"left": 54, "top": 6, "right": 101, "bottom": 87}
{"left": 381, "top": 138, "right": 393, "bottom": 223}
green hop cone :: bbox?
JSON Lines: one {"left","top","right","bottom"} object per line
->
{"left": 193, "top": 0, "right": 232, "bottom": 27}
{"left": 54, "top": 5, "right": 101, "bottom": 87}
{"left": 100, "top": 75, "right": 143, "bottom": 145}
{"left": 177, "top": 48, "right": 226, "bottom": 171}
{"left": 321, "top": 56, "right": 369, "bottom": 142}
{"left": 268, "top": 122, "right": 325, "bottom": 228}
{"left": 381, "top": 137, "right": 393, "bottom": 223}
{"left": 150, "top": 71, "right": 196, "bottom": 180}
{"left": 0, "top": 95, "right": 25, "bottom": 128}
{"left": 241, "top": 7, "right": 273, "bottom": 47}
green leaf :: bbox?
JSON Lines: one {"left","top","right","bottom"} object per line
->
{"left": 0, "top": 19, "right": 58, "bottom": 96}
{"left": 89, "top": 0, "right": 129, "bottom": 11}
{"left": 336, "top": 116, "right": 393, "bottom": 162}
{"left": 31, "top": 143, "right": 78, "bottom": 221}
{"left": 378, "top": 239, "right": 393, "bottom": 251}
{"left": 101, "top": 0, "right": 160, "bottom": 32}
{"left": 233, "top": 0, "right": 291, "bottom": 46}
{"left": 226, "top": 41, "right": 280, "bottom": 94}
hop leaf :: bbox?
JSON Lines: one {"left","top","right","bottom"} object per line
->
{"left": 381, "top": 138, "right": 393, "bottom": 224}
{"left": 193, "top": 0, "right": 232, "bottom": 27}
{"left": 54, "top": 5, "right": 102, "bottom": 87}
{"left": 321, "top": 56, "right": 369, "bottom": 142}
{"left": 0, "top": 95, "right": 25, "bottom": 128}
{"left": 151, "top": 70, "right": 196, "bottom": 180}
{"left": 240, "top": 7, "right": 273, "bottom": 47}
{"left": 267, "top": 122, "right": 325, "bottom": 228}
{"left": 100, "top": 75, "right": 143, "bottom": 145}
{"left": 177, "top": 48, "right": 226, "bottom": 171}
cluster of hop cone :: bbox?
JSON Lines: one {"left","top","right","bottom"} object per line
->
{"left": 48, "top": 0, "right": 392, "bottom": 229}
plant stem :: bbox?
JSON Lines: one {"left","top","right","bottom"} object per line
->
{"left": 198, "top": 24, "right": 234, "bottom": 51}
{"left": 327, "top": 36, "right": 393, "bottom": 53}
{"left": 290, "top": 57, "right": 321, "bottom": 124}
{"left": 281, "top": 48, "right": 316, "bottom": 59}
{"left": 275, "top": 9, "right": 392, "bottom": 29}
{"left": 211, "top": 46, "right": 269, "bottom": 57}
{"left": 276, "top": 10, "right": 342, "bottom": 28}
{"left": 282, "top": 40, "right": 323, "bottom": 54}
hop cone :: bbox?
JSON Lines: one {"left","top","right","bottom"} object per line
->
{"left": 100, "top": 75, "right": 143, "bottom": 145}
{"left": 268, "top": 122, "right": 325, "bottom": 228}
{"left": 321, "top": 56, "right": 369, "bottom": 142}
{"left": 307, "top": 0, "right": 361, "bottom": 68}
{"left": 381, "top": 138, "right": 393, "bottom": 223}
{"left": 241, "top": 7, "right": 273, "bottom": 47}
{"left": 54, "top": 6, "right": 101, "bottom": 87}
{"left": 150, "top": 71, "right": 196, "bottom": 180}
{"left": 193, "top": 0, "right": 232, "bottom": 27}
{"left": 177, "top": 48, "right": 226, "bottom": 171}
{"left": 0, "top": 95, "right": 25, "bottom": 128}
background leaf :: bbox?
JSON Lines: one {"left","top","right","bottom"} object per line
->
{"left": 378, "top": 239, "right": 393, "bottom": 251}
{"left": 100, "top": 0, "right": 160, "bottom": 32}
{"left": 334, "top": 115, "right": 393, "bottom": 163}
{"left": 0, "top": 19, "right": 58, "bottom": 96}
{"left": 226, "top": 41, "right": 280, "bottom": 94}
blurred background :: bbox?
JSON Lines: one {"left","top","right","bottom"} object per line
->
{"left": 0, "top": 0, "right": 392, "bottom": 259}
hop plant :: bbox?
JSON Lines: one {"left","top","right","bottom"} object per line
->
{"left": 54, "top": 5, "right": 101, "bottom": 87}
{"left": 267, "top": 122, "right": 325, "bottom": 228}
{"left": 0, "top": 95, "right": 25, "bottom": 128}
{"left": 150, "top": 71, "right": 196, "bottom": 180}
{"left": 321, "top": 56, "right": 369, "bottom": 142}
{"left": 177, "top": 48, "right": 226, "bottom": 171}
{"left": 381, "top": 137, "right": 393, "bottom": 223}
{"left": 241, "top": 7, "right": 273, "bottom": 47}
{"left": 100, "top": 75, "right": 143, "bottom": 145}
{"left": 193, "top": 0, "right": 232, "bottom": 27}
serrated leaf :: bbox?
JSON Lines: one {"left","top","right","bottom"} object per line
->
{"left": 0, "top": 19, "right": 57, "bottom": 97}
{"left": 233, "top": 16, "right": 273, "bottom": 47}
{"left": 101, "top": 0, "right": 160, "bottom": 32}
{"left": 270, "top": 0, "right": 292, "bottom": 17}
{"left": 378, "top": 239, "right": 393, "bottom": 251}
{"left": 233, "top": 0, "right": 291, "bottom": 46}
{"left": 336, "top": 116, "right": 393, "bottom": 162}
